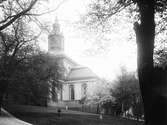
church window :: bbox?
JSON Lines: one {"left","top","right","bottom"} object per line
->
{"left": 82, "top": 83, "right": 87, "bottom": 97}
{"left": 69, "top": 85, "right": 75, "bottom": 100}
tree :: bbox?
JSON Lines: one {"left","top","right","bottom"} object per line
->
{"left": 6, "top": 52, "right": 61, "bottom": 106}
{"left": 85, "top": 1, "right": 167, "bottom": 125}
{"left": 0, "top": 0, "right": 67, "bottom": 113}
{"left": 0, "top": 17, "right": 40, "bottom": 113}
{"left": 85, "top": 79, "right": 112, "bottom": 104}
{"left": 0, "top": 0, "right": 44, "bottom": 114}
{"left": 111, "top": 67, "right": 143, "bottom": 119}
{"left": 84, "top": 79, "right": 115, "bottom": 114}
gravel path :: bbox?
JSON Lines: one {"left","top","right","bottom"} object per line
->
{"left": 0, "top": 108, "right": 32, "bottom": 125}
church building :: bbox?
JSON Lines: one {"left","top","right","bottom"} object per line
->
{"left": 48, "top": 19, "right": 100, "bottom": 107}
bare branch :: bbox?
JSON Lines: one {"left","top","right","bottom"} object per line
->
{"left": 26, "top": 0, "right": 69, "bottom": 16}
{"left": 106, "top": 1, "right": 133, "bottom": 19}
{"left": 89, "top": 1, "right": 133, "bottom": 21}
{"left": 0, "top": 0, "right": 38, "bottom": 31}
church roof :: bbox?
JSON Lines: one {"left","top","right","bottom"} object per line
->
{"left": 66, "top": 67, "right": 98, "bottom": 82}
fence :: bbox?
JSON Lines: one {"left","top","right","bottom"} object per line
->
{"left": 69, "top": 104, "right": 98, "bottom": 114}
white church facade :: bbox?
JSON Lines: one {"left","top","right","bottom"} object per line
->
{"left": 48, "top": 20, "right": 100, "bottom": 107}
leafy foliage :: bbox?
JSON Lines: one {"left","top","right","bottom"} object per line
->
{"left": 84, "top": 0, "right": 167, "bottom": 124}
{"left": 0, "top": 17, "right": 39, "bottom": 80}
{"left": 154, "top": 48, "right": 167, "bottom": 67}
{"left": 85, "top": 79, "right": 113, "bottom": 104}
{"left": 84, "top": 0, "right": 167, "bottom": 34}
{"left": 111, "top": 67, "right": 143, "bottom": 117}
{"left": 0, "top": 13, "right": 61, "bottom": 106}
{"left": 6, "top": 52, "right": 61, "bottom": 106}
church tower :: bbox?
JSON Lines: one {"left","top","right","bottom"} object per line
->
{"left": 48, "top": 18, "right": 64, "bottom": 54}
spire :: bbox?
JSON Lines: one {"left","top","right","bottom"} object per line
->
{"left": 52, "top": 17, "right": 61, "bottom": 34}
{"left": 48, "top": 17, "right": 64, "bottom": 54}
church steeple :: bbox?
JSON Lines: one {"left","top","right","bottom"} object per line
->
{"left": 48, "top": 18, "right": 64, "bottom": 54}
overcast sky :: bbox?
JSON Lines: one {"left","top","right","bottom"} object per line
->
{"left": 38, "top": 0, "right": 137, "bottom": 80}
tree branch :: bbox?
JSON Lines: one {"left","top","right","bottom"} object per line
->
{"left": 0, "top": 0, "right": 38, "bottom": 31}
{"left": 25, "top": 0, "right": 69, "bottom": 16}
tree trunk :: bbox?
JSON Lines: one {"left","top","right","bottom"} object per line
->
{"left": 0, "top": 79, "right": 8, "bottom": 115}
{"left": 134, "top": 2, "right": 167, "bottom": 125}
{"left": 0, "top": 92, "right": 3, "bottom": 115}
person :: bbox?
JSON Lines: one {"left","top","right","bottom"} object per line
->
{"left": 99, "top": 105, "right": 104, "bottom": 120}
{"left": 57, "top": 108, "right": 61, "bottom": 117}
{"left": 66, "top": 105, "right": 68, "bottom": 110}
{"left": 99, "top": 113, "right": 103, "bottom": 119}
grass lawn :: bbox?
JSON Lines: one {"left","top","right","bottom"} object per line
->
{"left": 5, "top": 105, "right": 144, "bottom": 125}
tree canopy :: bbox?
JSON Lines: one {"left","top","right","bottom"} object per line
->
{"left": 111, "top": 67, "right": 143, "bottom": 118}
{"left": 84, "top": 0, "right": 167, "bottom": 124}
{"left": 6, "top": 52, "right": 61, "bottom": 106}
